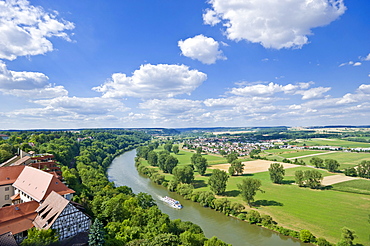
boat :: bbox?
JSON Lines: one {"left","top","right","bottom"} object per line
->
{"left": 161, "top": 196, "right": 183, "bottom": 209}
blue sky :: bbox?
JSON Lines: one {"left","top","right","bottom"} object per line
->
{"left": 0, "top": 0, "right": 369, "bottom": 129}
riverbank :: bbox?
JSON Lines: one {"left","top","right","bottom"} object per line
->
{"left": 137, "top": 147, "right": 370, "bottom": 246}
{"left": 108, "top": 149, "right": 306, "bottom": 246}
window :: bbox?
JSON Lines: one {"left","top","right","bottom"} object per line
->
{"left": 5, "top": 195, "right": 9, "bottom": 200}
{"left": 5, "top": 187, "right": 9, "bottom": 191}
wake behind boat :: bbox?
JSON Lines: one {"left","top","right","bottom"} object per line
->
{"left": 161, "top": 196, "right": 183, "bottom": 209}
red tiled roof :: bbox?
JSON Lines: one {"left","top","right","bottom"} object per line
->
{"left": 13, "top": 166, "right": 74, "bottom": 202}
{"left": 0, "top": 166, "right": 25, "bottom": 186}
{"left": 0, "top": 201, "right": 39, "bottom": 235}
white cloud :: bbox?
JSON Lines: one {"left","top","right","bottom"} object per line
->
{"left": 178, "top": 35, "right": 226, "bottom": 64}
{"left": 0, "top": 61, "right": 67, "bottom": 98}
{"left": 203, "top": 0, "right": 346, "bottom": 49}
{"left": 361, "top": 53, "right": 370, "bottom": 61}
{"left": 139, "top": 98, "right": 203, "bottom": 117}
{"left": 93, "top": 64, "right": 207, "bottom": 99}
{"left": 33, "top": 96, "right": 127, "bottom": 115}
{"left": 229, "top": 82, "right": 312, "bottom": 97}
{"left": 0, "top": 0, "right": 74, "bottom": 60}
{"left": 353, "top": 62, "right": 362, "bottom": 66}
{"left": 295, "top": 86, "right": 331, "bottom": 100}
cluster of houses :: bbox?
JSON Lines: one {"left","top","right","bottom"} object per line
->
{"left": 183, "top": 137, "right": 275, "bottom": 156}
{"left": 0, "top": 150, "right": 91, "bottom": 245}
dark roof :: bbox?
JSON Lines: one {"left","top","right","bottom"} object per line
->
{"left": 0, "top": 232, "right": 18, "bottom": 246}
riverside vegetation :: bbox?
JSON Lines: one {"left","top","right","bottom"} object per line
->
{"left": 135, "top": 140, "right": 370, "bottom": 246}
{"left": 0, "top": 130, "right": 230, "bottom": 246}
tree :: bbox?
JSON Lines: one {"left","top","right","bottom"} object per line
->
{"left": 344, "top": 167, "right": 357, "bottom": 177}
{"left": 173, "top": 165, "right": 194, "bottom": 184}
{"left": 21, "top": 228, "right": 59, "bottom": 246}
{"left": 357, "top": 160, "right": 370, "bottom": 179}
{"left": 162, "top": 155, "right": 179, "bottom": 174}
{"left": 337, "top": 227, "right": 356, "bottom": 246}
{"left": 164, "top": 142, "right": 173, "bottom": 153}
{"left": 310, "top": 157, "right": 324, "bottom": 168}
{"left": 194, "top": 155, "right": 208, "bottom": 176}
{"left": 299, "top": 229, "right": 315, "bottom": 243}
{"left": 208, "top": 169, "right": 229, "bottom": 195}
{"left": 219, "top": 150, "right": 226, "bottom": 156}
{"left": 147, "top": 151, "right": 158, "bottom": 166}
{"left": 226, "top": 152, "right": 238, "bottom": 163}
{"left": 228, "top": 160, "right": 244, "bottom": 176}
{"left": 172, "top": 145, "right": 179, "bottom": 154}
{"left": 304, "top": 170, "right": 323, "bottom": 189}
{"left": 196, "top": 146, "right": 202, "bottom": 154}
{"left": 204, "top": 236, "right": 231, "bottom": 246}
{"left": 325, "top": 159, "right": 340, "bottom": 172}
{"left": 295, "top": 170, "right": 305, "bottom": 187}
{"left": 237, "top": 178, "right": 263, "bottom": 207}
{"left": 268, "top": 163, "right": 285, "bottom": 184}
{"left": 89, "top": 219, "right": 105, "bottom": 246}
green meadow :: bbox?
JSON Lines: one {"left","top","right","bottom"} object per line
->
{"left": 298, "top": 152, "right": 370, "bottom": 169}
{"left": 141, "top": 147, "right": 370, "bottom": 245}
{"left": 298, "top": 138, "right": 370, "bottom": 148}
{"left": 331, "top": 179, "right": 370, "bottom": 195}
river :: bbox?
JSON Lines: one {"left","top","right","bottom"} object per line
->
{"left": 107, "top": 149, "right": 307, "bottom": 246}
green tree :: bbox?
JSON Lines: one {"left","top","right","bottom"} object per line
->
{"left": 173, "top": 165, "right": 194, "bottom": 184}
{"left": 196, "top": 146, "right": 202, "bottom": 154}
{"left": 304, "top": 170, "right": 323, "bottom": 189}
{"left": 147, "top": 151, "right": 158, "bottom": 166}
{"left": 208, "top": 169, "right": 229, "bottom": 195}
{"left": 0, "top": 149, "right": 13, "bottom": 163}
{"left": 89, "top": 219, "right": 105, "bottom": 246}
{"left": 204, "top": 236, "right": 231, "bottom": 246}
{"left": 237, "top": 178, "right": 263, "bottom": 207}
{"left": 194, "top": 155, "right": 207, "bottom": 176}
{"left": 229, "top": 160, "right": 244, "bottom": 176}
{"left": 310, "top": 157, "right": 324, "bottom": 168}
{"left": 163, "top": 155, "right": 179, "bottom": 174}
{"left": 226, "top": 152, "right": 238, "bottom": 163}
{"left": 325, "top": 159, "right": 340, "bottom": 172}
{"left": 295, "top": 170, "right": 305, "bottom": 187}
{"left": 268, "top": 163, "right": 285, "bottom": 184}
{"left": 172, "top": 145, "right": 179, "bottom": 154}
{"left": 164, "top": 142, "right": 173, "bottom": 153}
{"left": 357, "top": 160, "right": 370, "bottom": 179}
{"left": 299, "top": 229, "right": 315, "bottom": 243}
{"left": 21, "top": 228, "right": 59, "bottom": 246}
{"left": 337, "top": 227, "right": 356, "bottom": 246}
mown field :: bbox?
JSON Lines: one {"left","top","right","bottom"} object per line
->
{"left": 331, "top": 179, "right": 370, "bottom": 195}
{"left": 297, "top": 138, "right": 370, "bottom": 148}
{"left": 141, "top": 147, "right": 370, "bottom": 245}
{"left": 263, "top": 149, "right": 329, "bottom": 159}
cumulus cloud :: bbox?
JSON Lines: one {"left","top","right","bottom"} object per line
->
{"left": 0, "top": 61, "right": 67, "bottom": 98}
{"left": 33, "top": 96, "right": 127, "bottom": 115}
{"left": 93, "top": 64, "right": 207, "bottom": 99}
{"left": 203, "top": 0, "right": 346, "bottom": 49}
{"left": 178, "top": 35, "right": 226, "bottom": 64}
{"left": 295, "top": 86, "right": 331, "bottom": 100}
{"left": 229, "top": 82, "right": 313, "bottom": 97}
{"left": 0, "top": 0, "right": 74, "bottom": 60}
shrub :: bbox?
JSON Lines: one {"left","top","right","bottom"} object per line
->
{"left": 246, "top": 210, "right": 261, "bottom": 224}
{"left": 299, "top": 229, "right": 315, "bottom": 243}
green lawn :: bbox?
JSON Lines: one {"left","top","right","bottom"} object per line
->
{"left": 299, "top": 152, "right": 370, "bottom": 169}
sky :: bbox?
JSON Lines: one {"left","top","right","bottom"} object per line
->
{"left": 0, "top": 0, "right": 369, "bottom": 130}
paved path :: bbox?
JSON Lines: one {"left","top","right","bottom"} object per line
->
{"left": 287, "top": 151, "right": 335, "bottom": 160}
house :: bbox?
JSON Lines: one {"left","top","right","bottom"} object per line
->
{"left": 12, "top": 166, "right": 75, "bottom": 204}
{"left": 0, "top": 166, "right": 25, "bottom": 207}
{"left": 0, "top": 134, "right": 9, "bottom": 140}
{"left": 0, "top": 201, "right": 39, "bottom": 243}
{"left": 33, "top": 191, "right": 91, "bottom": 241}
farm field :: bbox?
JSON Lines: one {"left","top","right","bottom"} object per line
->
{"left": 298, "top": 151, "right": 370, "bottom": 169}
{"left": 331, "top": 179, "right": 370, "bottom": 195}
{"left": 297, "top": 138, "right": 370, "bottom": 148}
{"left": 264, "top": 149, "right": 329, "bottom": 159}
{"left": 141, "top": 147, "right": 370, "bottom": 245}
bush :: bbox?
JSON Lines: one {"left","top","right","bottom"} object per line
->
{"left": 299, "top": 229, "right": 315, "bottom": 243}
{"left": 246, "top": 210, "right": 261, "bottom": 224}
{"left": 237, "top": 213, "right": 246, "bottom": 220}
{"left": 317, "top": 237, "right": 334, "bottom": 246}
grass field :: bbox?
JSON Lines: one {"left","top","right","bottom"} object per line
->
{"left": 299, "top": 152, "right": 370, "bottom": 169}
{"left": 264, "top": 149, "right": 329, "bottom": 158}
{"left": 144, "top": 147, "right": 370, "bottom": 245}
{"left": 331, "top": 179, "right": 370, "bottom": 195}
{"left": 297, "top": 138, "right": 370, "bottom": 148}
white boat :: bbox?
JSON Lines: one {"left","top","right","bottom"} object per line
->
{"left": 161, "top": 196, "right": 183, "bottom": 209}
